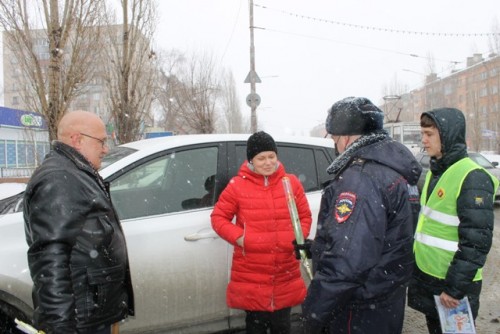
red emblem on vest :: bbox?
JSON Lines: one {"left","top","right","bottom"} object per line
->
{"left": 335, "top": 192, "right": 357, "bottom": 223}
{"left": 437, "top": 188, "right": 445, "bottom": 198}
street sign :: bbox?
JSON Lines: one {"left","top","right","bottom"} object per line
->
{"left": 246, "top": 93, "right": 261, "bottom": 107}
{"left": 244, "top": 70, "right": 262, "bottom": 83}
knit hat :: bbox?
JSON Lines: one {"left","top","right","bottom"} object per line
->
{"left": 325, "top": 96, "right": 384, "bottom": 135}
{"left": 246, "top": 131, "right": 278, "bottom": 161}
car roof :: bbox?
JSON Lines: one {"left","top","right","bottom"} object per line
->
{"left": 100, "top": 134, "right": 333, "bottom": 179}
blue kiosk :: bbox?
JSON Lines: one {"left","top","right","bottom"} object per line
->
{"left": 0, "top": 106, "right": 49, "bottom": 174}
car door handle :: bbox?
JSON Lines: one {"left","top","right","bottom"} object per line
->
{"left": 184, "top": 230, "right": 219, "bottom": 241}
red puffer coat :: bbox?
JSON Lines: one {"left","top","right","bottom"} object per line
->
{"left": 211, "top": 161, "right": 312, "bottom": 311}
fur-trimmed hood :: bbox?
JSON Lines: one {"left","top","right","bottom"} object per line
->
{"left": 327, "top": 130, "right": 421, "bottom": 186}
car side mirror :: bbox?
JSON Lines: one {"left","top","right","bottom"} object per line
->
{"left": 492, "top": 161, "right": 499, "bottom": 167}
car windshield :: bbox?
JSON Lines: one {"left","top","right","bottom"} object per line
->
{"left": 100, "top": 146, "right": 137, "bottom": 170}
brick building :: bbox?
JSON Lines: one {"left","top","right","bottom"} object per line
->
{"left": 381, "top": 53, "right": 500, "bottom": 152}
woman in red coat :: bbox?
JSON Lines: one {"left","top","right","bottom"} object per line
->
{"left": 211, "top": 131, "right": 312, "bottom": 334}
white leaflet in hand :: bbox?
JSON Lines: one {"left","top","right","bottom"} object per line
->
{"left": 434, "top": 295, "right": 476, "bottom": 334}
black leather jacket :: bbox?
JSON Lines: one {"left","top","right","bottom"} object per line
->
{"left": 24, "top": 141, "right": 134, "bottom": 333}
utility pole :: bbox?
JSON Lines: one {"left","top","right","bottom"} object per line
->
{"left": 245, "top": 0, "right": 261, "bottom": 133}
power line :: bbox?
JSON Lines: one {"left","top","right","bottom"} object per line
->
{"left": 255, "top": 26, "right": 462, "bottom": 65}
{"left": 254, "top": 4, "right": 500, "bottom": 37}
{"left": 219, "top": 0, "right": 244, "bottom": 63}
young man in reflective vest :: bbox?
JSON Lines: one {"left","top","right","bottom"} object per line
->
{"left": 408, "top": 108, "right": 499, "bottom": 334}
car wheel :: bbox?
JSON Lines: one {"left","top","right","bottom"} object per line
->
{"left": 0, "top": 301, "right": 30, "bottom": 334}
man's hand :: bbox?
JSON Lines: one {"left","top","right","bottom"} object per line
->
{"left": 440, "top": 292, "right": 460, "bottom": 309}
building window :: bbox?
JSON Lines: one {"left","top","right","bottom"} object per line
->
{"left": 6, "top": 141, "right": 16, "bottom": 167}
{"left": 0, "top": 140, "right": 5, "bottom": 167}
{"left": 17, "top": 142, "right": 27, "bottom": 167}
{"left": 12, "top": 96, "right": 19, "bottom": 105}
{"left": 444, "top": 84, "right": 453, "bottom": 95}
{"left": 479, "top": 87, "right": 488, "bottom": 97}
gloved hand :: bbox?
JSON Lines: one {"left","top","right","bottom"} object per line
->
{"left": 292, "top": 239, "right": 313, "bottom": 260}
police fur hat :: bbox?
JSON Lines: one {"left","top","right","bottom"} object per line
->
{"left": 246, "top": 131, "right": 278, "bottom": 161}
{"left": 325, "top": 96, "right": 384, "bottom": 135}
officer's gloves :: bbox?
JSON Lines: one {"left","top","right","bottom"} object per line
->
{"left": 292, "top": 239, "right": 313, "bottom": 260}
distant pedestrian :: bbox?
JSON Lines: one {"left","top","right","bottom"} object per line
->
{"left": 211, "top": 131, "right": 312, "bottom": 334}
{"left": 408, "top": 108, "right": 498, "bottom": 334}
{"left": 302, "top": 96, "right": 421, "bottom": 334}
{"left": 24, "top": 111, "right": 134, "bottom": 334}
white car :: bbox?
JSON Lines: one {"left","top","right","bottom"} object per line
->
{"left": 0, "top": 134, "right": 335, "bottom": 333}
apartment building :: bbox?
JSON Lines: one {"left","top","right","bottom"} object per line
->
{"left": 381, "top": 53, "right": 500, "bottom": 152}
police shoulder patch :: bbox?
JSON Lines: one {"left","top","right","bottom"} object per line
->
{"left": 335, "top": 192, "right": 357, "bottom": 223}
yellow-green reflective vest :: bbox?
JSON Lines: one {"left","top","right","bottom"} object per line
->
{"left": 414, "top": 157, "right": 499, "bottom": 280}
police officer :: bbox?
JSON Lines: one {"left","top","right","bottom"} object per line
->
{"left": 408, "top": 108, "right": 498, "bottom": 334}
{"left": 302, "top": 96, "right": 422, "bottom": 333}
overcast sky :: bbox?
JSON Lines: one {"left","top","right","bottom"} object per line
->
{"left": 156, "top": 0, "right": 500, "bottom": 135}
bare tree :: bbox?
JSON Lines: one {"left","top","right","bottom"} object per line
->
{"left": 489, "top": 18, "right": 500, "bottom": 55}
{"left": 166, "top": 51, "right": 221, "bottom": 134}
{"left": 101, "top": 0, "right": 158, "bottom": 144}
{"left": 424, "top": 52, "right": 437, "bottom": 75}
{"left": 154, "top": 50, "right": 247, "bottom": 135}
{"left": 380, "top": 74, "right": 409, "bottom": 122}
{"left": 0, "top": 0, "right": 107, "bottom": 141}
{"left": 155, "top": 49, "right": 186, "bottom": 132}
{"left": 219, "top": 70, "right": 246, "bottom": 133}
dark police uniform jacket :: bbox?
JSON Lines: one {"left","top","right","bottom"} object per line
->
{"left": 303, "top": 132, "right": 421, "bottom": 328}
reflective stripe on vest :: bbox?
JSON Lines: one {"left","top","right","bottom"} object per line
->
{"left": 414, "top": 157, "right": 498, "bottom": 280}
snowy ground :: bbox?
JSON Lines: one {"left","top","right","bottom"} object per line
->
{"left": 403, "top": 217, "right": 500, "bottom": 334}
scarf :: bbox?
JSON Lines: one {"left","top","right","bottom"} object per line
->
{"left": 326, "top": 130, "right": 388, "bottom": 176}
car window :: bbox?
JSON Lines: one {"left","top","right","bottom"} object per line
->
{"left": 100, "top": 146, "right": 137, "bottom": 170}
{"left": 112, "top": 157, "right": 167, "bottom": 191}
{"left": 279, "top": 146, "right": 321, "bottom": 192}
{"left": 418, "top": 154, "right": 430, "bottom": 168}
{"left": 315, "top": 149, "right": 334, "bottom": 187}
{"left": 235, "top": 143, "right": 331, "bottom": 192}
{"left": 109, "top": 146, "right": 218, "bottom": 220}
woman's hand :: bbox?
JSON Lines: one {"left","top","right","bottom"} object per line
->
{"left": 236, "top": 236, "right": 244, "bottom": 247}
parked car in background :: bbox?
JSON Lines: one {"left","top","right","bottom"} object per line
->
{"left": 415, "top": 151, "right": 500, "bottom": 200}
{"left": 480, "top": 152, "right": 500, "bottom": 166}
{"left": 0, "top": 134, "right": 335, "bottom": 334}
